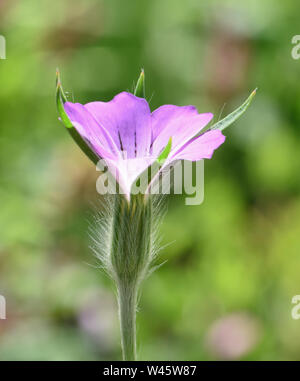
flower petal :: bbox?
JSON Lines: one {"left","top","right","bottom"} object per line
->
{"left": 107, "top": 156, "right": 155, "bottom": 197}
{"left": 85, "top": 92, "right": 152, "bottom": 158}
{"left": 145, "top": 130, "right": 225, "bottom": 195}
{"left": 151, "top": 105, "right": 213, "bottom": 156}
{"left": 64, "top": 102, "right": 117, "bottom": 159}
{"left": 172, "top": 129, "right": 226, "bottom": 161}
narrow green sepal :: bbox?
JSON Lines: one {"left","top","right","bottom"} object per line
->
{"left": 134, "top": 69, "right": 145, "bottom": 98}
{"left": 56, "top": 68, "right": 68, "bottom": 103}
{"left": 56, "top": 69, "right": 73, "bottom": 128}
{"left": 211, "top": 88, "right": 257, "bottom": 131}
{"left": 68, "top": 128, "right": 99, "bottom": 165}
{"left": 55, "top": 68, "right": 99, "bottom": 164}
{"left": 157, "top": 137, "right": 172, "bottom": 165}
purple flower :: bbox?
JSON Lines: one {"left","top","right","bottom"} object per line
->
{"left": 64, "top": 92, "right": 225, "bottom": 196}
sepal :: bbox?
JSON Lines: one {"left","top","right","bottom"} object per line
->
{"left": 211, "top": 89, "right": 257, "bottom": 131}
{"left": 133, "top": 69, "right": 145, "bottom": 98}
{"left": 55, "top": 69, "right": 99, "bottom": 164}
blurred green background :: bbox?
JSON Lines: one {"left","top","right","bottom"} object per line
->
{"left": 0, "top": 0, "right": 300, "bottom": 360}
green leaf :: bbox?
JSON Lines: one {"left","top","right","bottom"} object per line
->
{"left": 55, "top": 68, "right": 99, "bottom": 164}
{"left": 56, "top": 69, "right": 72, "bottom": 128}
{"left": 134, "top": 69, "right": 145, "bottom": 98}
{"left": 56, "top": 68, "right": 68, "bottom": 103}
{"left": 157, "top": 137, "right": 172, "bottom": 165}
{"left": 67, "top": 128, "right": 99, "bottom": 165}
{"left": 211, "top": 88, "right": 257, "bottom": 131}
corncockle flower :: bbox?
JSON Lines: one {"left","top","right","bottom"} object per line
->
{"left": 56, "top": 69, "right": 256, "bottom": 360}
{"left": 63, "top": 91, "right": 225, "bottom": 197}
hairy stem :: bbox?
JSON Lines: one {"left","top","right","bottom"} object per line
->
{"left": 118, "top": 282, "right": 138, "bottom": 361}
{"left": 93, "top": 194, "right": 162, "bottom": 360}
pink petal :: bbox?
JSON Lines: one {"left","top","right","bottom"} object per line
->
{"left": 64, "top": 102, "right": 117, "bottom": 159}
{"left": 172, "top": 129, "right": 226, "bottom": 161}
{"left": 151, "top": 105, "right": 213, "bottom": 157}
{"left": 85, "top": 92, "right": 152, "bottom": 158}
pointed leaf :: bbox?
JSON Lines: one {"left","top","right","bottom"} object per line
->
{"left": 134, "top": 69, "right": 145, "bottom": 98}
{"left": 56, "top": 70, "right": 73, "bottom": 128}
{"left": 211, "top": 89, "right": 257, "bottom": 131}
{"left": 157, "top": 137, "right": 172, "bottom": 165}
{"left": 56, "top": 68, "right": 68, "bottom": 103}
{"left": 55, "top": 69, "right": 99, "bottom": 164}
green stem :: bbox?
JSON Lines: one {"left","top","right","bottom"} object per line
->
{"left": 118, "top": 282, "right": 138, "bottom": 361}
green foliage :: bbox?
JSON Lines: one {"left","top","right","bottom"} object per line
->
{"left": 134, "top": 69, "right": 145, "bottom": 98}
{"left": 56, "top": 69, "right": 99, "bottom": 164}
{"left": 157, "top": 137, "right": 172, "bottom": 165}
{"left": 211, "top": 89, "right": 257, "bottom": 131}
